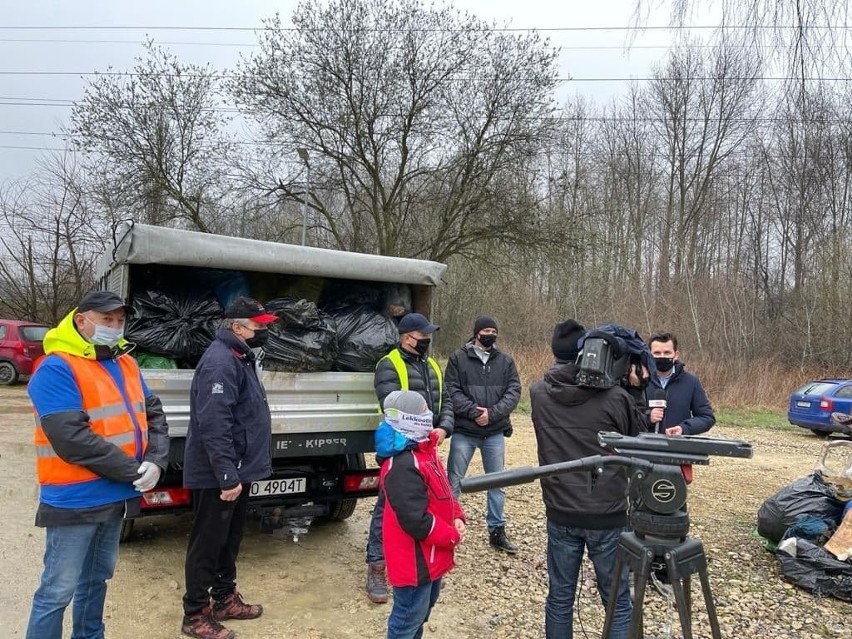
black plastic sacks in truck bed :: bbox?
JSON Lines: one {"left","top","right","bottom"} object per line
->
{"left": 126, "top": 288, "right": 222, "bottom": 366}
{"left": 262, "top": 298, "right": 338, "bottom": 372}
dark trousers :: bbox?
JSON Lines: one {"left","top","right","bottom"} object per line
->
{"left": 366, "top": 489, "right": 385, "bottom": 564}
{"left": 182, "top": 486, "right": 251, "bottom": 616}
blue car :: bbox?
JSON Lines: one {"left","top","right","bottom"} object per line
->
{"left": 787, "top": 379, "right": 852, "bottom": 436}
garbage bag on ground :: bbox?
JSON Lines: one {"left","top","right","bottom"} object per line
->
{"left": 126, "top": 288, "right": 222, "bottom": 365}
{"left": 262, "top": 298, "right": 338, "bottom": 372}
{"left": 330, "top": 305, "right": 399, "bottom": 372}
{"left": 776, "top": 537, "right": 852, "bottom": 601}
{"left": 135, "top": 352, "right": 178, "bottom": 369}
{"left": 757, "top": 473, "right": 846, "bottom": 544}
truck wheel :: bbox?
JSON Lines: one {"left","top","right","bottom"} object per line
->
{"left": 327, "top": 498, "right": 358, "bottom": 521}
{"left": 119, "top": 518, "right": 135, "bottom": 542}
{"left": 0, "top": 361, "right": 19, "bottom": 385}
{"left": 325, "top": 453, "right": 366, "bottom": 521}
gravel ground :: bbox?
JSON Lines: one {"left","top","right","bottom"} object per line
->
{"left": 1, "top": 384, "right": 851, "bottom": 638}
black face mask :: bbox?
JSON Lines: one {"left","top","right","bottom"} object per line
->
{"left": 413, "top": 338, "right": 431, "bottom": 357}
{"left": 654, "top": 357, "right": 675, "bottom": 373}
{"left": 478, "top": 334, "right": 497, "bottom": 349}
{"left": 246, "top": 328, "right": 269, "bottom": 349}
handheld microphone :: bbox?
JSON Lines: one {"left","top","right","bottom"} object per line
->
{"left": 648, "top": 388, "right": 667, "bottom": 432}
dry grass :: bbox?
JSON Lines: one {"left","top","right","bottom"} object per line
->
{"left": 505, "top": 346, "right": 837, "bottom": 412}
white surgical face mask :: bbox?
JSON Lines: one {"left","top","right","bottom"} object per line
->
{"left": 84, "top": 316, "right": 125, "bottom": 347}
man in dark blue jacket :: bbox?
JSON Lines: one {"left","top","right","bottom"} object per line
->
{"left": 645, "top": 332, "right": 715, "bottom": 436}
{"left": 445, "top": 315, "right": 521, "bottom": 554}
{"left": 181, "top": 297, "right": 277, "bottom": 639}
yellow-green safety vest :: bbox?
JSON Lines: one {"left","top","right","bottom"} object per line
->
{"left": 377, "top": 349, "right": 443, "bottom": 413}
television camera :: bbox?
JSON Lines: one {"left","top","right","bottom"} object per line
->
{"left": 460, "top": 432, "right": 753, "bottom": 639}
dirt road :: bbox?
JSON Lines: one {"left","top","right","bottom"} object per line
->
{"left": 1, "top": 384, "right": 850, "bottom": 638}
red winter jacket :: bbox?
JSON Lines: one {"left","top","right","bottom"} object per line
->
{"left": 381, "top": 433, "right": 465, "bottom": 587}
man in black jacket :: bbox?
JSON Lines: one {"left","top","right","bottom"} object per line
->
{"left": 445, "top": 315, "right": 521, "bottom": 553}
{"left": 365, "top": 312, "right": 454, "bottom": 604}
{"left": 531, "top": 319, "right": 644, "bottom": 639}
{"left": 181, "top": 297, "right": 277, "bottom": 639}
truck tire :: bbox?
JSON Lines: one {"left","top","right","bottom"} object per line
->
{"left": 0, "top": 361, "right": 19, "bottom": 385}
{"left": 327, "top": 498, "right": 358, "bottom": 521}
{"left": 119, "top": 518, "right": 135, "bottom": 542}
{"left": 325, "top": 453, "right": 366, "bottom": 522}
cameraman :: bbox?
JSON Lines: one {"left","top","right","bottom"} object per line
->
{"left": 531, "top": 320, "right": 644, "bottom": 639}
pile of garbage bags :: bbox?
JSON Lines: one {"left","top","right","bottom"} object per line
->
{"left": 126, "top": 271, "right": 411, "bottom": 373}
{"left": 758, "top": 449, "right": 852, "bottom": 601}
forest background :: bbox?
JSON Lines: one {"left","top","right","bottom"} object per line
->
{"left": 2, "top": 0, "right": 851, "bottom": 410}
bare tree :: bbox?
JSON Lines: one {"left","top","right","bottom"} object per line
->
{"left": 230, "top": 0, "right": 568, "bottom": 259}
{"left": 0, "top": 156, "right": 103, "bottom": 324}
{"left": 70, "top": 40, "right": 233, "bottom": 232}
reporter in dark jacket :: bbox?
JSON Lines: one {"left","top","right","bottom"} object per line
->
{"left": 445, "top": 315, "right": 521, "bottom": 553}
{"left": 366, "top": 312, "right": 454, "bottom": 604}
{"left": 645, "top": 332, "right": 715, "bottom": 436}
{"left": 181, "top": 297, "right": 277, "bottom": 639}
{"left": 531, "top": 319, "right": 643, "bottom": 639}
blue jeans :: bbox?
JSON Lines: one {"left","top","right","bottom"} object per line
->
{"left": 26, "top": 518, "right": 123, "bottom": 639}
{"left": 366, "top": 489, "right": 385, "bottom": 564}
{"left": 446, "top": 432, "right": 505, "bottom": 531}
{"left": 545, "top": 520, "right": 632, "bottom": 639}
{"left": 387, "top": 578, "right": 442, "bottom": 639}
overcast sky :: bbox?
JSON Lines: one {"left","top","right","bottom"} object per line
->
{"left": 0, "top": 0, "right": 700, "bottom": 182}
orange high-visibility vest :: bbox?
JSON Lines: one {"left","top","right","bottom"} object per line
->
{"left": 34, "top": 353, "right": 148, "bottom": 485}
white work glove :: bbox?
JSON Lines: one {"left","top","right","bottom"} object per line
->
{"left": 133, "top": 461, "right": 162, "bottom": 492}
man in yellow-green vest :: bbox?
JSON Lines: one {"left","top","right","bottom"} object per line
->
{"left": 365, "top": 312, "right": 454, "bottom": 604}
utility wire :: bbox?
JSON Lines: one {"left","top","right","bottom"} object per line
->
{"left": 0, "top": 24, "right": 846, "bottom": 32}
{"left": 0, "top": 71, "right": 845, "bottom": 82}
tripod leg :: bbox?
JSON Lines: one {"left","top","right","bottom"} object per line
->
{"left": 697, "top": 566, "right": 722, "bottom": 639}
{"left": 666, "top": 552, "right": 694, "bottom": 639}
{"left": 627, "top": 548, "right": 653, "bottom": 639}
{"left": 601, "top": 552, "right": 625, "bottom": 639}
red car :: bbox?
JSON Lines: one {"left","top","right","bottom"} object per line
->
{"left": 0, "top": 319, "right": 49, "bottom": 385}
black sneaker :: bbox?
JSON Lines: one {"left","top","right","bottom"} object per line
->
{"left": 489, "top": 526, "right": 518, "bottom": 554}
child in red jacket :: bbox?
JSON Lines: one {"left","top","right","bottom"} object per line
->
{"left": 376, "top": 390, "right": 466, "bottom": 639}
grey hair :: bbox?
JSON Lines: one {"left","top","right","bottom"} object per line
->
{"left": 221, "top": 318, "right": 251, "bottom": 330}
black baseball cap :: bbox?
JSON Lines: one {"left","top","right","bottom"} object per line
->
{"left": 77, "top": 291, "right": 133, "bottom": 315}
{"left": 397, "top": 312, "right": 439, "bottom": 335}
{"left": 223, "top": 296, "right": 278, "bottom": 324}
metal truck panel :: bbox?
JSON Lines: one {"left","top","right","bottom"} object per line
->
{"left": 143, "top": 369, "right": 379, "bottom": 441}
{"left": 99, "top": 222, "right": 447, "bottom": 286}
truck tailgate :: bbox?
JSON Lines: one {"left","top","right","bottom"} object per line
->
{"left": 142, "top": 369, "right": 379, "bottom": 458}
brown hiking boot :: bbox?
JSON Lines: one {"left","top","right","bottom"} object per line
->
{"left": 181, "top": 607, "right": 235, "bottom": 639}
{"left": 211, "top": 591, "right": 263, "bottom": 621}
{"left": 366, "top": 561, "right": 389, "bottom": 603}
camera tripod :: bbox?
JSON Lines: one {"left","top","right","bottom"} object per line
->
{"left": 600, "top": 507, "right": 721, "bottom": 639}
{"left": 460, "top": 432, "right": 753, "bottom": 639}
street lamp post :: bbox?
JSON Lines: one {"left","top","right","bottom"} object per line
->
{"left": 296, "top": 148, "right": 310, "bottom": 246}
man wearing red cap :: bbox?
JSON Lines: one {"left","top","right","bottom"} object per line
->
{"left": 181, "top": 297, "right": 278, "bottom": 639}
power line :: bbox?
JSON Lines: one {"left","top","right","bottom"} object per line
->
{"left": 0, "top": 24, "right": 846, "bottom": 32}
{"left": 0, "top": 70, "right": 848, "bottom": 83}
{"left": 0, "top": 37, "right": 776, "bottom": 51}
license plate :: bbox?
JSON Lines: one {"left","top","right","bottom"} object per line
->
{"left": 249, "top": 477, "right": 307, "bottom": 497}
{"left": 796, "top": 401, "right": 810, "bottom": 408}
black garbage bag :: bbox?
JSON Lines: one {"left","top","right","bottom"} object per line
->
{"left": 757, "top": 473, "right": 846, "bottom": 544}
{"left": 126, "top": 288, "right": 222, "bottom": 365}
{"left": 330, "top": 305, "right": 399, "bottom": 372}
{"left": 262, "top": 298, "right": 338, "bottom": 372}
{"left": 319, "top": 280, "right": 385, "bottom": 314}
{"left": 776, "top": 538, "right": 852, "bottom": 601}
